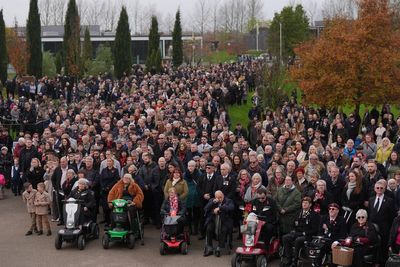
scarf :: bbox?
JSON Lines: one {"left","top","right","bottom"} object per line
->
{"left": 346, "top": 181, "right": 356, "bottom": 199}
{"left": 169, "top": 194, "right": 179, "bottom": 214}
{"left": 251, "top": 182, "right": 262, "bottom": 197}
{"left": 172, "top": 178, "right": 180, "bottom": 187}
{"left": 239, "top": 177, "right": 250, "bottom": 199}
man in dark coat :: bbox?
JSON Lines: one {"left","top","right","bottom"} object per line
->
{"left": 325, "top": 166, "right": 346, "bottom": 206}
{"left": 213, "top": 163, "right": 236, "bottom": 200}
{"left": 251, "top": 187, "right": 278, "bottom": 246}
{"left": 203, "top": 190, "right": 234, "bottom": 257}
{"left": 19, "top": 138, "right": 39, "bottom": 174}
{"left": 198, "top": 162, "right": 218, "bottom": 240}
{"left": 368, "top": 181, "right": 396, "bottom": 265}
{"left": 282, "top": 196, "right": 320, "bottom": 266}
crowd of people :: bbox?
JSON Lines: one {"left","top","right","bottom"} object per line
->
{"left": 0, "top": 58, "right": 400, "bottom": 267}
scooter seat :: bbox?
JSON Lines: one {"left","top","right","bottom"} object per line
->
{"left": 363, "top": 254, "right": 375, "bottom": 264}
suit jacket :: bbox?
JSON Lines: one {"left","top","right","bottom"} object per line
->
{"left": 198, "top": 173, "right": 217, "bottom": 203}
{"left": 213, "top": 173, "right": 236, "bottom": 200}
{"left": 368, "top": 194, "right": 396, "bottom": 238}
{"left": 318, "top": 215, "right": 347, "bottom": 240}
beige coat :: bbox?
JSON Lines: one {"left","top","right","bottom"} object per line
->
{"left": 34, "top": 191, "right": 50, "bottom": 215}
{"left": 22, "top": 189, "right": 37, "bottom": 213}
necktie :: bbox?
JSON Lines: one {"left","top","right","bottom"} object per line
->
{"left": 208, "top": 175, "right": 211, "bottom": 180}
{"left": 374, "top": 197, "right": 380, "bottom": 212}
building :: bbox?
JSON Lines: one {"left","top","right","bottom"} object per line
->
{"left": 16, "top": 25, "right": 202, "bottom": 64}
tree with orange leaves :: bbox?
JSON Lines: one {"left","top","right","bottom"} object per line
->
{"left": 6, "top": 28, "right": 30, "bottom": 75}
{"left": 291, "top": 0, "right": 400, "bottom": 113}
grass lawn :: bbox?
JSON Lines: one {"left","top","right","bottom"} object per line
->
{"left": 280, "top": 74, "right": 399, "bottom": 119}
{"left": 228, "top": 94, "right": 253, "bottom": 130}
{"left": 204, "top": 51, "right": 237, "bottom": 64}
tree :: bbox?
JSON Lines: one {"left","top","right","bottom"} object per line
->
{"left": 6, "top": 28, "right": 30, "bottom": 76}
{"left": 55, "top": 51, "right": 62, "bottom": 74}
{"left": 63, "top": 0, "right": 81, "bottom": 76}
{"left": 114, "top": 6, "right": 132, "bottom": 79}
{"left": 268, "top": 5, "right": 310, "bottom": 62}
{"left": 87, "top": 44, "right": 113, "bottom": 76}
{"left": 172, "top": 9, "right": 183, "bottom": 67}
{"left": 146, "top": 16, "right": 162, "bottom": 73}
{"left": 291, "top": 0, "right": 400, "bottom": 113}
{"left": 82, "top": 27, "right": 92, "bottom": 74}
{"left": 42, "top": 51, "right": 56, "bottom": 77}
{"left": 193, "top": 0, "right": 210, "bottom": 36}
{"left": 26, "top": 0, "right": 42, "bottom": 78}
{"left": 0, "top": 10, "right": 7, "bottom": 85}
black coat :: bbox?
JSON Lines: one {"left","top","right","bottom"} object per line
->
{"left": 311, "top": 191, "right": 333, "bottom": 216}
{"left": 325, "top": 176, "right": 346, "bottom": 206}
{"left": 19, "top": 147, "right": 39, "bottom": 173}
{"left": 251, "top": 196, "right": 278, "bottom": 225}
{"left": 213, "top": 173, "right": 236, "bottom": 200}
{"left": 161, "top": 197, "right": 186, "bottom": 216}
{"left": 150, "top": 165, "right": 168, "bottom": 192}
{"left": 388, "top": 215, "right": 400, "bottom": 249}
{"left": 198, "top": 173, "right": 217, "bottom": 203}
{"left": 293, "top": 209, "right": 320, "bottom": 238}
{"left": 204, "top": 197, "right": 235, "bottom": 229}
{"left": 99, "top": 167, "right": 119, "bottom": 192}
{"left": 368, "top": 195, "right": 396, "bottom": 240}
{"left": 25, "top": 167, "right": 45, "bottom": 189}
{"left": 318, "top": 215, "right": 347, "bottom": 240}
{"left": 69, "top": 188, "right": 96, "bottom": 218}
{"left": 341, "top": 186, "right": 365, "bottom": 211}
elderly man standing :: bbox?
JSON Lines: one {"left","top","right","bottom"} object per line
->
{"left": 203, "top": 190, "right": 234, "bottom": 257}
{"left": 368, "top": 180, "right": 396, "bottom": 265}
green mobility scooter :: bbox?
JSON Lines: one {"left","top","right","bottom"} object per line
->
{"left": 102, "top": 199, "right": 144, "bottom": 249}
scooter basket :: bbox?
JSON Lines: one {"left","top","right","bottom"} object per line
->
{"left": 304, "top": 242, "right": 325, "bottom": 259}
{"left": 113, "top": 212, "right": 128, "bottom": 224}
{"left": 164, "top": 224, "right": 178, "bottom": 236}
{"left": 386, "top": 254, "right": 400, "bottom": 267}
{"left": 332, "top": 246, "right": 353, "bottom": 266}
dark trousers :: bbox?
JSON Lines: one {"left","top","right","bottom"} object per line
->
{"left": 100, "top": 191, "right": 111, "bottom": 224}
{"left": 187, "top": 207, "right": 201, "bottom": 234}
{"left": 152, "top": 190, "right": 163, "bottom": 226}
{"left": 206, "top": 221, "right": 230, "bottom": 248}
{"left": 11, "top": 177, "right": 22, "bottom": 195}
{"left": 261, "top": 223, "right": 276, "bottom": 245}
{"left": 282, "top": 232, "right": 307, "bottom": 263}
{"left": 199, "top": 202, "right": 207, "bottom": 237}
{"left": 352, "top": 245, "right": 373, "bottom": 267}
{"left": 56, "top": 191, "right": 64, "bottom": 223}
{"left": 143, "top": 189, "right": 153, "bottom": 221}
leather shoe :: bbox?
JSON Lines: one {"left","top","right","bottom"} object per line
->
{"left": 215, "top": 247, "right": 221, "bottom": 257}
{"left": 198, "top": 235, "right": 205, "bottom": 240}
{"left": 25, "top": 230, "right": 32, "bottom": 236}
{"left": 37, "top": 230, "right": 43, "bottom": 235}
{"left": 57, "top": 222, "right": 63, "bottom": 226}
{"left": 203, "top": 249, "right": 213, "bottom": 257}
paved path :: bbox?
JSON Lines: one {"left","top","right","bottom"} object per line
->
{"left": 0, "top": 189, "right": 281, "bottom": 267}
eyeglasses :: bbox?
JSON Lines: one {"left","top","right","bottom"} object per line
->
{"left": 357, "top": 216, "right": 365, "bottom": 219}
{"left": 329, "top": 207, "right": 337, "bottom": 211}
{"left": 250, "top": 161, "right": 257, "bottom": 164}
{"left": 376, "top": 187, "right": 384, "bottom": 190}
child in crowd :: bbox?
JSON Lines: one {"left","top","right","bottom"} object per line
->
{"left": 34, "top": 182, "right": 51, "bottom": 236}
{"left": 22, "top": 182, "right": 37, "bottom": 235}
{"left": 11, "top": 158, "right": 22, "bottom": 196}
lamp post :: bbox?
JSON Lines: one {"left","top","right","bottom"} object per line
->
{"left": 256, "top": 22, "right": 259, "bottom": 51}
{"left": 279, "top": 22, "right": 283, "bottom": 66}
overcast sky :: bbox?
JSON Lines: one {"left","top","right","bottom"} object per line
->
{"left": 0, "top": 0, "right": 322, "bottom": 27}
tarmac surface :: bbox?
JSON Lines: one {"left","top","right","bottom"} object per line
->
{"left": 0, "top": 189, "right": 282, "bottom": 267}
